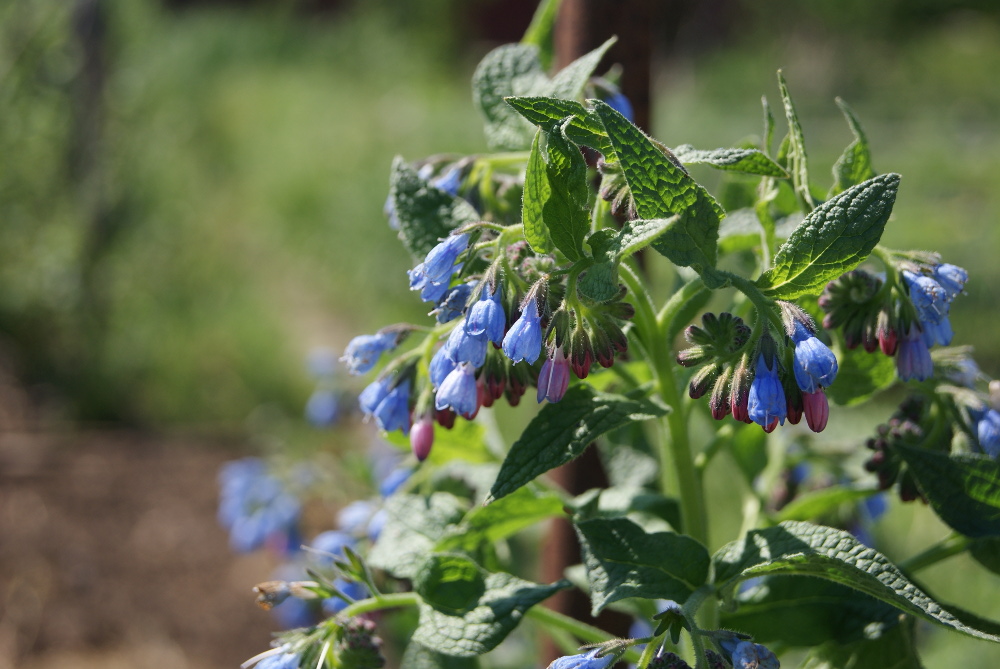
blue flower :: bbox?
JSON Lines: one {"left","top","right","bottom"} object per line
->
{"left": 431, "top": 166, "right": 462, "bottom": 196}
{"left": 372, "top": 379, "right": 411, "bottom": 433}
{"left": 432, "top": 282, "right": 474, "bottom": 323}
{"left": 920, "top": 316, "right": 953, "bottom": 347}
{"left": 444, "top": 320, "right": 488, "bottom": 367}
{"left": 337, "top": 500, "right": 376, "bottom": 535}
{"left": 367, "top": 508, "right": 387, "bottom": 542}
{"left": 218, "top": 458, "right": 301, "bottom": 554}
{"left": 310, "top": 530, "right": 356, "bottom": 566}
{"left": 547, "top": 649, "right": 615, "bottom": 669}
{"left": 270, "top": 597, "right": 314, "bottom": 630}
{"left": 379, "top": 467, "right": 412, "bottom": 497}
{"left": 748, "top": 354, "right": 786, "bottom": 431}
{"left": 933, "top": 263, "right": 968, "bottom": 299}
{"left": 502, "top": 296, "right": 543, "bottom": 364}
{"left": 421, "top": 234, "right": 469, "bottom": 284}
{"left": 604, "top": 91, "right": 634, "bottom": 122}
{"left": 435, "top": 362, "right": 478, "bottom": 418}
{"left": 790, "top": 322, "right": 838, "bottom": 393}
{"left": 903, "top": 271, "right": 949, "bottom": 325}
{"left": 305, "top": 389, "right": 340, "bottom": 427}
{"left": 341, "top": 332, "right": 398, "bottom": 375}
{"left": 322, "top": 578, "right": 369, "bottom": 615}
{"left": 255, "top": 649, "right": 301, "bottom": 669}
{"left": 359, "top": 377, "right": 391, "bottom": 415}
{"left": 430, "top": 345, "right": 458, "bottom": 387}
{"left": 896, "top": 324, "right": 933, "bottom": 381}
{"left": 537, "top": 348, "right": 570, "bottom": 403}
{"left": 978, "top": 409, "right": 1000, "bottom": 458}
{"left": 731, "top": 641, "right": 779, "bottom": 669}
{"left": 467, "top": 283, "right": 506, "bottom": 344}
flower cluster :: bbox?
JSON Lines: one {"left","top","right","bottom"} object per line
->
{"left": 218, "top": 458, "right": 301, "bottom": 553}
{"left": 679, "top": 309, "right": 838, "bottom": 433}
{"left": 344, "top": 226, "right": 634, "bottom": 461}
{"left": 819, "top": 259, "right": 968, "bottom": 382}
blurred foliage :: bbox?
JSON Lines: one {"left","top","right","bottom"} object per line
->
{"left": 0, "top": 0, "right": 996, "bottom": 428}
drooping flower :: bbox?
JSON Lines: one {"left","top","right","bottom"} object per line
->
{"left": 341, "top": 332, "right": 399, "bottom": 375}
{"left": 748, "top": 353, "right": 786, "bottom": 431}
{"left": 379, "top": 467, "right": 411, "bottom": 497}
{"left": 254, "top": 649, "right": 301, "bottom": 669}
{"left": 903, "top": 271, "right": 949, "bottom": 325}
{"left": 730, "top": 641, "right": 780, "bottom": 669}
{"left": 407, "top": 233, "right": 470, "bottom": 304}
{"left": 372, "top": 379, "right": 411, "bottom": 434}
{"left": 790, "top": 322, "right": 838, "bottom": 393}
{"left": 430, "top": 166, "right": 462, "bottom": 196}
{"left": 444, "top": 320, "right": 488, "bottom": 368}
{"left": 359, "top": 377, "right": 391, "bottom": 415}
{"left": 933, "top": 262, "right": 968, "bottom": 299}
{"left": 896, "top": 324, "right": 933, "bottom": 381}
{"left": 502, "top": 296, "right": 542, "bottom": 364}
{"left": 547, "top": 648, "right": 616, "bottom": 669}
{"left": 537, "top": 348, "right": 571, "bottom": 403}
{"left": 435, "top": 362, "right": 478, "bottom": 418}
{"left": 429, "top": 346, "right": 458, "bottom": 388}
{"left": 431, "top": 282, "right": 474, "bottom": 323}
{"left": 466, "top": 283, "right": 506, "bottom": 344}
{"left": 978, "top": 409, "right": 1000, "bottom": 458}
{"left": 218, "top": 458, "right": 301, "bottom": 554}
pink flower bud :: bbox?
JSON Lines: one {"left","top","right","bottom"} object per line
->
{"left": 410, "top": 416, "right": 434, "bottom": 461}
{"left": 803, "top": 390, "right": 829, "bottom": 433}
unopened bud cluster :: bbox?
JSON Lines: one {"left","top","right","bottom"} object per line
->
{"left": 863, "top": 396, "right": 939, "bottom": 502}
{"left": 678, "top": 309, "right": 838, "bottom": 433}
{"left": 819, "top": 259, "right": 968, "bottom": 382}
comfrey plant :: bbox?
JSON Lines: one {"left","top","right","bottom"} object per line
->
{"left": 238, "top": 6, "right": 1000, "bottom": 669}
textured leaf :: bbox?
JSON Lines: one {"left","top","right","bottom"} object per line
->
{"left": 548, "top": 37, "right": 616, "bottom": 101}
{"left": 712, "top": 520, "right": 1000, "bottom": 642}
{"left": 390, "top": 157, "right": 481, "bottom": 259}
{"left": 577, "top": 261, "right": 619, "bottom": 303}
{"left": 971, "top": 537, "right": 1000, "bottom": 575}
{"left": 542, "top": 123, "right": 591, "bottom": 261}
{"left": 487, "top": 385, "right": 668, "bottom": 503}
{"left": 522, "top": 130, "right": 554, "bottom": 254}
{"left": 519, "top": 0, "right": 561, "bottom": 69}
{"left": 401, "top": 643, "right": 479, "bottom": 669}
{"left": 777, "top": 70, "right": 814, "bottom": 209}
{"left": 592, "top": 100, "right": 723, "bottom": 273}
{"left": 895, "top": 445, "right": 1000, "bottom": 538}
{"left": 672, "top": 144, "right": 788, "bottom": 178}
{"left": 368, "top": 493, "right": 467, "bottom": 579}
{"left": 775, "top": 485, "right": 883, "bottom": 523}
{"left": 504, "top": 96, "right": 611, "bottom": 153}
{"left": 756, "top": 173, "right": 899, "bottom": 299}
{"left": 412, "top": 553, "right": 569, "bottom": 656}
{"left": 436, "top": 487, "right": 566, "bottom": 552}
{"left": 472, "top": 44, "right": 548, "bottom": 150}
{"left": 800, "top": 620, "right": 924, "bottom": 669}
{"left": 829, "top": 97, "right": 875, "bottom": 197}
{"left": 577, "top": 216, "right": 680, "bottom": 303}
{"left": 574, "top": 486, "right": 682, "bottom": 532}
{"left": 825, "top": 340, "right": 898, "bottom": 406}
{"left": 722, "top": 576, "right": 905, "bottom": 646}
{"left": 576, "top": 516, "right": 710, "bottom": 615}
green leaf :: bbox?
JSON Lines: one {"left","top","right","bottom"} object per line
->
{"left": 971, "top": 537, "right": 1000, "bottom": 575}
{"left": 578, "top": 216, "right": 680, "bottom": 303}
{"left": 895, "top": 445, "right": 1000, "bottom": 538}
{"left": 592, "top": 100, "right": 724, "bottom": 273}
{"left": 671, "top": 144, "right": 788, "bottom": 178}
{"left": 761, "top": 95, "right": 775, "bottom": 156}
{"left": 722, "top": 576, "right": 905, "bottom": 646}
{"left": 390, "top": 157, "right": 481, "bottom": 259}
{"left": 825, "top": 340, "right": 898, "bottom": 406}
{"left": 718, "top": 208, "right": 764, "bottom": 255}
{"left": 401, "top": 643, "right": 479, "bottom": 669}
{"left": 712, "top": 520, "right": 1000, "bottom": 643}
{"left": 774, "top": 485, "right": 882, "bottom": 523}
{"left": 522, "top": 130, "right": 555, "bottom": 254}
{"left": 542, "top": 123, "right": 591, "bottom": 261}
{"left": 777, "top": 70, "right": 814, "bottom": 209}
{"left": 504, "top": 96, "right": 611, "bottom": 153}
{"left": 472, "top": 44, "right": 548, "bottom": 150}
{"left": 548, "top": 37, "right": 616, "bottom": 101}
{"left": 368, "top": 493, "right": 468, "bottom": 579}
{"left": 576, "top": 516, "right": 710, "bottom": 615}
{"left": 519, "top": 0, "right": 562, "bottom": 70}
{"left": 755, "top": 173, "right": 900, "bottom": 299}
{"left": 412, "top": 553, "right": 569, "bottom": 657}
{"left": 577, "top": 261, "right": 619, "bottom": 303}
{"left": 829, "top": 97, "right": 876, "bottom": 197}
{"left": 487, "top": 385, "right": 668, "bottom": 503}
{"left": 436, "top": 487, "right": 566, "bottom": 553}
{"left": 572, "top": 486, "right": 682, "bottom": 533}
{"left": 800, "top": 619, "right": 925, "bottom": 669}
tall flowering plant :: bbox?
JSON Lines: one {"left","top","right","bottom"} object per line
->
{"left": 236, "top": 7, "right": 1000, "bottom": 669}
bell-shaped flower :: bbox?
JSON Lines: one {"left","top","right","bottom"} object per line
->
{"left": 896, "top": 324, "right": 933, "bottom": 381}
{"left": 341, "top": 332, "right": 399, "bottom": 375}
{"left": 933, "top": 262, "right": 968, "bottom": 299}
{"left": 978, "top": 409, "right": 1000, "bottom": 459}
{"left": 731, "top": 641, "right": 779, "bottom": 669}
{"left": 430, "top": 346, "right": 458, "bottom": 388}
{"left": 502, "top": 296, "right": 542, "bottom": 364}
{"left": 432, "top": 282, "right": 474, "bottom": 323}
{"left": 547, "top": 649, "right": 615, "bottom": 669}
{"left": 748, "top": 354, "right": 786, "bottom": 430}
{"left": 466, "top": 283, "right": 506, "bottom": 344}
{"left": 903, "top": 270, "right": 949, "bottom": 325}
{"left": 444, "top": 320, "right": 487, "bottom": 368}
{"left": 790, "top": 322, "right": 838, "bottom": 393}
{"left": 537, "top": 348, "right": 571, "bottom": 403}
{"left": 372, "top": 379, "right": 411, "bottom": 434}
{"left": 435, "top": 362, "right": 478, "bottom": 418}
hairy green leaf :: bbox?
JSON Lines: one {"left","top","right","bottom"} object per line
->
{"left": 368, "top": 493, "right": 467, "bottom": 579}
{"left": 777, "top": 70, "right": 814, "bottom": 209}
{"left": 722, "top": 576, "right": 905, "bottom": 646}
{"left": 756, "top": 173, "right": 899, "bottom": 299}
{"left": 578, "top": 216, "right": 680, "bottom": 303}
{"left": 542, "top": 123, "right": 591, "bottom": 261}
{"left": 390, "top": 157, "right": 481, "bottom": 259}
{"left": 829, "top": 97, "right": 875, "bottom": 197}
{"left": 895, "top": 445, "right": 1000, "bottom": 538}
{"left": 472, "top": 44, "right": 548, "bottom": 150}
{"left": 436, "top": 488, "right": 566, "bottom": 553}
{"left": 548, "top": 37, "right": 616, "bottom": 101}
{"left": 672, "top": 144, "right": 788, "bottom": 178}
{"left": 825, "top": 339, "right": 898, "bottom": 406}
{"left": 504, "top": 96, "right": 611, "bottom": 153}
{"left": 713, "top": 520, "right": 1000, "bottom": 642}
{"left": 522, "top": 130, "right": 555, "bottom": 254}
{"left": 577, "top": 261, "right": 619, "bottom": 303}
{"left": 487, "top": 385, "right": 668, "bottom": 503}
{"left": 592, "top": 100, "right": 723, "bottom": 273}
{"left": 800, "top": 620, "right": 924, "bottom": 669}
{"left": 401, "top": 643, "right": 479, "bottom": 669}
{"left": 412, "top": 554, "right": 569, "bottom": 656}
{"left": 576, "top": 516, "right": 710, "bottom": 615}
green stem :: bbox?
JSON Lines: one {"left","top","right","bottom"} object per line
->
{"left": 339, "top": 592, "right": 419, "bottom": 618}
{"left": 526, "top": 606, "right": 642, "bottom": 664}
{"left": 718, "top": 270, "right": 784, "bottom": 333}
{"left": 898, "top": 533, "right": 970, "bottom": 574}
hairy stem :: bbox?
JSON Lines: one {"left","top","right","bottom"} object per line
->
{"left": 898, "top": 533, "right": 970, "bottom": 574}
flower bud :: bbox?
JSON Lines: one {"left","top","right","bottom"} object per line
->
{"left": 336, "top": 617, "right": 386, "bottom": 669}
{"left": 709, "top": 367, "right": 733, "bottom": 420}
{"left": 546, "top": 308, "right": 572, "bottom": 349}
{"left": 803, "top": 389, "right": 830, "bottom": 432}
{"left": 570, "top": 325, "right": 594, "bottom": 379}
{"left": 689, "top": 364, "right": 719, "bottom": 400}
{"left": 730, "top": 354, "right": 752, "bottom": 423}
{"left": 435, "top": 407, "right": 456, "bottom": 429}
{"left": 410, "top": 415, "right": 434, "bottom": 461}
{"left": 877, "top": 307, "right": 898, "bottom": 356}
{"left": 591, "top": 325, "right": 616, "bottom": 368}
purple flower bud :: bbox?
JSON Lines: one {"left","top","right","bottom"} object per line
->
{"left": 341, "top": 332, "right": 399, "bottom": 375}
{"left": 896, "top": 324, "right": 933, "bottom": 381}
{"left": 547, "top": 648, "right": 615, "bottom": 669}
{"left": 933, "top": 262, "right": 968, "bottom": 299}
{"left": 466, "top": 283, "right": 506, "bottom": 344}
{"left": 537, "top": 348, "right": 571, "bottom": 403}
{"left": 791, "top": 322, "right": 839, "bottom": 393}
{"left": 748, "top": 353, "right": 786, "bottom": 429}
{"left": 502, "top": 296, "right": 543, "bottom": 364}
{"left": 803, "top": 389, "right": 830, "bottom": 432}
{"left": 444, "top": 320, "right": 488, "bottom": 367}
{"left": 411, "top": 414, "right": 434, "bottom": 461}
{"left": 978, "top": 409, "right": 1000, "bottom": 458}
{"left": 435, "top": 362, "right": 478, "bottom": 418}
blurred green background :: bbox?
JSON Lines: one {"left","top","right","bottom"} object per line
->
{"left": 2, "top": 0, "right": 999, "bottom": 666}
